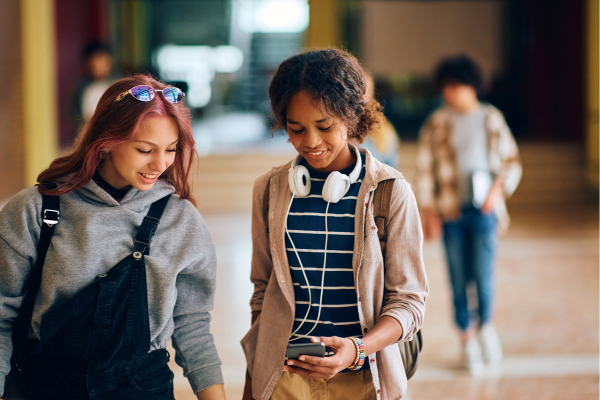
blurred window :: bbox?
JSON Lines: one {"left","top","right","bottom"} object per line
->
{"left": 155, "top": 45, "right": 244, "bottom": 108}
{"left": 238, "top": 0, "right": 309, "bottom": 33}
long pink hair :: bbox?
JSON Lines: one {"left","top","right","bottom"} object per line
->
{"left": 38, "top": 74, "right": 197, "bottom": 205}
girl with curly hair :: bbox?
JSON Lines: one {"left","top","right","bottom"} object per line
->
{"left": 241, "top": 48, "right": 428, "bottom": 400}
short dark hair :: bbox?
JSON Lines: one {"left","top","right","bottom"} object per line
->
{"left": 434, "top": 55, "right": 484, "bottom": 94}
{"left": 268, "top": 48, "right": 382, "bottom": 143}
{"left": 82, "top": 41, "right": 111, "bottom": 59}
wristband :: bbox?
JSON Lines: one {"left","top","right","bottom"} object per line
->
{"left": 348, "top": 337, "right": 365, "bottom": 371}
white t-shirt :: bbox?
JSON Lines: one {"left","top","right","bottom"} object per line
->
{"left": 81, "top": 80, "right": 111, "bottom": 121}
{"left": 451, "top": 106, "right": 490, "bottom": 204}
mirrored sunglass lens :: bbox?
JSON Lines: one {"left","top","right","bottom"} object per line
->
{"left": 131, "top": 86, "right": 154, "bottom": 101}
{"left": 162, "top": 87, "right": 183, "bottom": 103}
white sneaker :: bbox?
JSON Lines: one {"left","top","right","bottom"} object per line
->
{"left": 462, "top": 338, "right": 485, "bottom": 376}
{"left": 478, "top": 324, "right": 503, "bottom": 366}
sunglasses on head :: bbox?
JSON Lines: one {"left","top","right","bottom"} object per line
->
{"left": 114, "top": 85, "right": 185, "bottom": 104}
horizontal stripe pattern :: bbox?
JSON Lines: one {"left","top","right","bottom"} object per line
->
{"left": 286, "top": 155, "right": 366, "bottom": 344}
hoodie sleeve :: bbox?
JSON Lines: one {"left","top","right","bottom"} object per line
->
{"left": 0, "top": 187, "right": 42, "bottom": 397}
{"left": 170, "top": 211, "right": 224, "bottom": 394}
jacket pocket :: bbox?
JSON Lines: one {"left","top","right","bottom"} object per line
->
{"left": 128, "top": 361, "right": 174, "bottom": 394}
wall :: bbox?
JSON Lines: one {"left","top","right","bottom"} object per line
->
{"left": 21, "top": 0, "right": 59, "bottom": 186}
{"left": 362, "top": 1, "right": 503, "bottom": 77}
{"left": 586, "top": 0, "right": 599, "bottom": 189}
{"left": 0, "top": 0, "right": 24, "bottom": 199}
{"left": 305, "top": 0, "right": 341, "bottom": 48}
{"left": 55, "top": 0, "right": 109, "bottom": 145}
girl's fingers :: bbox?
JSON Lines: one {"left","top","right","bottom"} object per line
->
{"left": 287, "top": 358, "right": 331, "bottom": 371}
{"left": 297, "top": 354, "right": 335, "bottom": 366}
{"left": 310, "top": 335, "right": 344, "bottom": 349}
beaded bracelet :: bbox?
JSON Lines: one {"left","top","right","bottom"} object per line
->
{"left": 348, "top": 337, "right": 365, "bottom": 371}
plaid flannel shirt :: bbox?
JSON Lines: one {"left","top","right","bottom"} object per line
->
{"left": 415, "top": 104, "right": 522, "bottom": 233}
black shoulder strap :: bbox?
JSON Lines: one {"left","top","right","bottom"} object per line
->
{"left": 372, "top": 179, "right": 395, "bottom": 255}
{"left": 12, "top": 184, "right": 60, "bottom": 343}
{"left": 134, "top": 194, "right": 172, "bottom": 255}
{"left": 262, "top": 178, "right": 271, "bottom": 234}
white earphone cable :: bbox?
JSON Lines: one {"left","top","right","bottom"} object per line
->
{"left": 287, "top": 197, "right": 331, "bottom": 341}
{"left": 295, "top": 201, "right": 330, "bottom": 339}
{"left": 286, "top": 194, "right": 313, "bottom": 341}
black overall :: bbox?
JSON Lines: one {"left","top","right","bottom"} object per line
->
{"left": 27, "top": 195, "right": 175, "bottom": 400}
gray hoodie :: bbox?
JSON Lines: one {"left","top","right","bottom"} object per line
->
{"left": 0, "top": 179, "right": 223, "bottom": 395}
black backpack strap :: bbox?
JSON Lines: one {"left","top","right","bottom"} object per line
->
{"left": 133, "top": 194, "right": 172, "bottom": 255}
{"left": 262, "top": 177, "right": 271, "bottom": 234}
{"left": 12, "top": 184, "right": 59, "bottom": 349}
{"left": 372, "top": 179, "right": 395, "bottom": 255}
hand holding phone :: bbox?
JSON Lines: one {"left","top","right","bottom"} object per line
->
{"left": 286, "top": 342, "right": 326, "bottom": 360}
{"left": 284, "top": 336, "right": 357, "bottom": 380}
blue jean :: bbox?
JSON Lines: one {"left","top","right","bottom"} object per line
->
{"left": 442, "top": 206, "right": 498, "bottom": 331}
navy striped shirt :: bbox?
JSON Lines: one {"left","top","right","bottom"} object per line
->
{"left": 286, "top": 155, "right": 366, "bottom": 345}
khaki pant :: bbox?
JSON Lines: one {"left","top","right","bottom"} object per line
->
{"left": 271, "top": 370, "right": 376, "bottom": 400}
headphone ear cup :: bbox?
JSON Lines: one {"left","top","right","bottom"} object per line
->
{"left": 289, "top": 165, "right": 311, "bottom": 196}
{"left": 322, "top": 171, "right": 350, "bottom": 203}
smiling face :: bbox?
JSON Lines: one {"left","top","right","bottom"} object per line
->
{"left": 286, "top": 90, "right": 355, "bottom": 172}
{"left": 98, "top": 116, "right": 179, "bottom": 191}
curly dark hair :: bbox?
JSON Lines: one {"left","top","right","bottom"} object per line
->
{"left": 268, "top": 48, "right": 382, "bottom": 143}
{"left": 434, "top": 54, "right": 484, "bottom": 95}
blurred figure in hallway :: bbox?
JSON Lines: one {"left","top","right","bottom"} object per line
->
{"left": 68, "top": 42, "right": 115, "bottom": 131}
{"left": 356, "top": 72, "right": 400, "bottom": 169}
{"left": 415, "top": 55, "right": 522, "bottom": 375}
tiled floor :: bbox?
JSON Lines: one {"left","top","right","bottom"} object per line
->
{"left": 169, "top": 202, "right": 598, "bottom": 399}
{"left": 169, "top": 143, "right": 599, "bottom": 399}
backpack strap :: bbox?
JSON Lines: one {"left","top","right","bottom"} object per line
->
{"left": 134, "top": 194, "right": 172, "bottom": 255}
{"left": 262, "top": 177, "right": 271, "bottom": 234}
{"left": 12, "top": 184, "right": 60, "bottom": 351}
{"left": 372, "top": 179, "right": 395, "bottom": 255}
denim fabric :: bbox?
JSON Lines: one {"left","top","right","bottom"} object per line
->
{"left": 442, "top": 206, "right": 498, "bottom": 331}
{"left": 28, "top": 349, "right": 174, "bottom": 400}
{"left": 27, "top": 196, "right": 175, "bottom": 399}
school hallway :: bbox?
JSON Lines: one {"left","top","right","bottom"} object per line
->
{"left": 169, "top": 141, "right": 599, "bottom": 400}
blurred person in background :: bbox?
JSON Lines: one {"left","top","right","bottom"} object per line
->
{"left": 242, "top": 48, "right": 427, "bottom": 400}
{"left": 0, "top": 75, "right": 226, "bottom": 399}
{"left": 416, "top": 55, "right": 522, "bottom": 375}
{"left": 68, "top": 42, "right": 116, "bottom": 130}
{"left": 356, "top": 72, "right": 400, "bottom": 169}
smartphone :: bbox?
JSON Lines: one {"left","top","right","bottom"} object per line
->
{"left": 287, "top": 342, "right": 326, "bottom": 360}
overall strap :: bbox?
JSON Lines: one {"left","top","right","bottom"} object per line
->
{"left": 134, "top": 194, "right": 172, "bottom": 255}
{"left": 372, "top": 179, "right": 395, "bottom": 255}
{"left": 13, "top": 184, "right": 60, "bottom": 343}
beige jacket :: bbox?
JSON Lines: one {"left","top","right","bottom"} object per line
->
{"left": 415, "top": 105, "right": 522, "bottom": 232}
{"left": 241, "top": 149, "right": 428, "bottom": 400}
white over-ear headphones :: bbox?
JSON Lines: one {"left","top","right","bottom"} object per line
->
{"left": 288, "top": 145, "right": 362, "bottom": 203}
